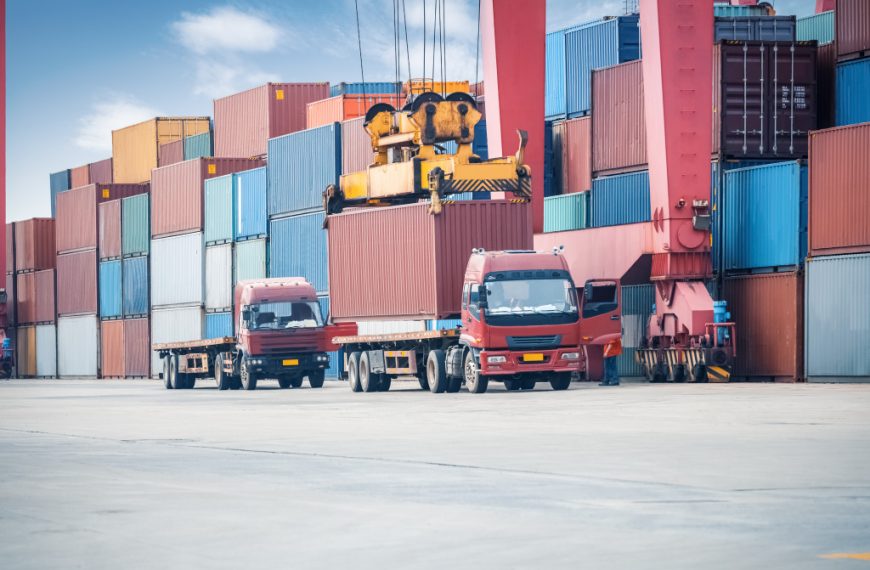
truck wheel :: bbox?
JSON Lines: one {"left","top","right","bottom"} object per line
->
{"left": 170, "top": 355, "right": 191, "bottom": 390}
{"left": 378, "top": 376, "right": 391, "bottom": 391}
{"left": 550, "top": 373, "right": 571, "bottom": 391}
{"left": 240, "top": 363, "right": 258, "bottom": 390}
{"left": 417, "top": 375, "right": 430, "bottom": 391}
{"left": 348, "top": 352, "right": 362, "bottom": 392}
{"left": 521, "top": 379, "right": 536, "bottom": 390}
{"left": 445, "top": 377, "right": 462, "bottom": 393}
{"left": 359, "top": 352, "right": 381, "bottom": 393}
{"left": 504, "top": 380, "right": 520, "bottom": 391}
{"left": 308, "top": 370, "right": 325, "bottom": 389}
{"left": 215, "top": 354, "right": 231, "bottom": 391}
{"left": 163, "top": 356, "right": 173, "bottom": 389}
{"left": 426, "top": 350, "right": 448, "bottom": 393}
{"left": 464, "top": 351, "right": 488, "bottom": 394}
{"left": 291, "top": 377, "right": 304, "bottom": 388}
{"left": 278, "top": 377, "right": 292, "bottom": 389}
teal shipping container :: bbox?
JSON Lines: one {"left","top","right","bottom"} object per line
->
{"left": 184, "top": 131, "right": 213, "bottom": 160}
{"left": 205, "top": 312, "right": 233, "bottom": 339}
{"left": 330, "top": 82, "right": 401, "bottom": 97}
{"left": 99, "top": 260, "right": 122, "bottom": 319}
{"left": 835, "top": 58, "right": 870, "bottom": 127}
{"left": 50, "top": 170, "right": 70, "bottom": 217}
{"left": 268, "top": 124, "right": 341, "bottom": 216}
{"left": 122, "top": 256, "right": 148, "bottom": 317}
{"left": 713, "top": 3, "right": 769, "bottom": 17}
{"left": 543, "top": 192, "right": 589, "bottom": 232}
{"left": 234, "top": 238, "right": 267, "bottom": 283}
{"left": 270, "top": 212, "right": 327, "bottom": 294}
{"left": 797, "top": 11, "right": 834, "bottom": 44}
{"left": 234, "top": 167, "right": 268, "bottom": 240}
{"left": 204, "top": 174, "right": 233, "bottom": 244}
{"left": 122, "top": 194, "right": 149, "bottom": 257}
{"left": 590, "top": 170, "right": 650, "bottom": 227}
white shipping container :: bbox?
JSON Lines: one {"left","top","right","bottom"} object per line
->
{"left": 234, "top": 238, "right": 267, "bottom": 283}
{"left": 58, "top": 315, "right": 99, "bottom": 378}
{"left": 205, "top": 243, "right": 233, "bottom": 311}
{"left": 151, "top": 232, "right": 204, "bottom": 308}
{"left": 151, "top": 305, "right": 204, "bottom": 377}
{"left": 356, "top": 320, "right": 427, "bottom": 336}
{"left": 35, "top": 324, "right": 57, "bottom": 378}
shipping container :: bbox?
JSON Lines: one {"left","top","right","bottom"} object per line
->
{"left": 722, "top": 271, "right": 804, "bottom": 381}
{"left": 204, "top": 174, "right": 233, "bottom": 244}
{"left": 49, "top": 170, "right": 70, "bottom": 217}
{"left": 341, "top": 117, "right": 371, "bottom": 175}
{"left": 797, "top": 11, "right": 834, "bottom": 44}
{"left": 15, "top": 272, "right": 36, "bottom": 325}
{"left": 805, "top": 253, "right": 870, "bottom": 382}
{"left": 592, "top": 60, "right": 646, "bottom": 175}
{"left": 545, "top": 28, "right": 570, "bottom": 118}
{"left": 403, "top": 79, "right": 470, "bottom": 95}
{"left": 99, "top": 260, "right": 122, "bottom": 319}
{"left": 56, "top": 250, "right": 98, "bottom": 316}
{"left": 328, "top": 201, "right": 532, "bottom": 321}
{"left": 544, "top": 120, "right": 557, "bottom": 197}
{"left": 714, "top": 16, "right": 797, "bottom": 42}
{"left": 122, "top": 194, "right": 149, "bottom": 257}
{"left": 158, "top": 139, "right": 184, "bottom": 167}
{"left": 836, "top": 0, "right": 870, "bottom": 61}
{"left": 270, "top": 212, "right": 327, "bottom": 294}
{"left": 88, "top": 158, "right": 113, "bottom": 185}
{"left": 543, "top": 192, "right": 589, "bottom": 232}
{"left": 306, "top": 94, "right": 405, "bottom": 129}
{"left": 122, "top": 256, "right": 149, "bottom": 317}
{"left": 205, "top": 244, "right": 233, "bottom": 311}
{"left": 98, "top": 199, "right": 122, "bottom": 259}
{"left": 184, "top": 131, "right": 213, "bottom": 160}
{"left": 234, "top": 238, "right": 267, "bottom": 283}
{"left": 6, "top": 223, "right": 14, "bottom": 274}
{"left": 14, "top": 218, "right": 55, "bottom": 273}
{"left": 151, "top": 305, "right": 203, "bottom": 376}
{"left": 214, "top": 82, "right": 330, "bottom": 158}
{"left": 35, "top": 324, "right": 56, "bottom": 378}
{"left": 722, "top": 161, "right": 807, "bottom": 272}
{"left": 124, "top": 318, "right": 150, "bottom": 377}
{"left": 101, "top": 320, "right": 125, "bottom": 378}
{"left": 112, "top": 117, "right": 210, "bottom": 183}
{"left": 234, "top": 167, "right": 268, "bottom": 240}
{"left": 356, "top": 320, "right": 427, "bottom": 335}
{"left": 16, "top": 326, "right": 36, "bottom": 377}
{"left": 268, "top": 124, "right": 341, "bottom": 216}
{"left": 808, "top": 123, "right": 870, "bottom": 256}
{"left": 590, "top": 170, "right": 651, "bottom": 228}
{"left": 56, "top": 184, "right": 148, "bottom": 254}
{"left": 835, "top": 58, "right": 870, "bottom": 126}
{"left": 150, "top": 232, "right": 203, "bottom": 308}
{"left": 205, "top": 312, "right": 233, "bottom": 339}
{"left": 70, "top": 164, "right": 90, "bottom": 189}
{"left": 426, "top": 319, "right": 462, "bottom": 331}
{"left": 23, "top": 269, "right": 55, "bottom": 324}
{"left": 5, "top": 273, "right": 16, "bottom": 327}
{"left": 57, "top": 314, "right": 99, "bottom": 378}
{"left": 817, "top": 42, "right": 838, "bottom": 129}
{"left": 330, "top": 82, "right": 401, "bottom": 97}
{"left": 713, "top": 3, "right": 770, "bottom": 17}
{"left": 151, "top": 157, "right": 263, "bottom": 238}
{"left": 561, "top": 117, "right": 593, "bottom": 192}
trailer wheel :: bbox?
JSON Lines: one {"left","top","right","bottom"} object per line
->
{"left": 426, "top": 350, "right": 448, "bottom": 393}
{"left": 215, "top": 354, "right": 232, "bottom": 391}
{"left": 550, "top": 373, "right": 571, "bottom": 391}
{"left": 464, "top": 351, "right": 488, "bottom": 394}
{"left": 359, "top": 352, "right": 381, "bottom": 392}
{"left": 240, "top": 362, "right": 258, "bottom": 390}
{"left": 378, "top": 376, "right": 392, "bottom": 392}
{"left": 170, "top": 355, "right": 192, "bottom": 390}
{"left": 308, "top": 370, "right": 325, "bottom": 389}
{"left": 163, "top": 356, "right": 173, "bottom": 390}
{"left": 348, "top": 352, "right": 362, "bottom": 392}
{"left": 417, "top": 375, "right": 430, "bottom": 391}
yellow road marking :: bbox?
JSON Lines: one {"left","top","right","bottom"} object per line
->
{"left": 820, "top": 552, "right": 870, "bottom": 561}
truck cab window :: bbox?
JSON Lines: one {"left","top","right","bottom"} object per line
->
{"left": 462, "top": 283, "right": 470, "bottom": 311}
{"left": 245, "top": 301, "right": 324, "bottom": 330}
{"left": 468, "top": 284, "right": 481, "bottom": 319}
{"left": 582, "top": 283, "right": 618, "bottom": 318}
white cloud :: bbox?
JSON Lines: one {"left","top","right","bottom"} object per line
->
{"left": 546, "top": 0, "right": 625, "bottom": 32}
{"left": 74, "top": 97, "right": 162, "bottom": 152}
{"left": 191, "top": 58, "right": 279, "bottom": 98}
{"left": 171, "top": 6, "right": 282, "bottom": 55}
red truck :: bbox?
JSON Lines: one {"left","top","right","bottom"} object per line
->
{"left": 334, "top": 249, "right": 621, "bottom": 393}
{"left": 153, "top": 278, "right": 354, "bottom": 390}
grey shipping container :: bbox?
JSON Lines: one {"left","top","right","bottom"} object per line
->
{"left": 270, "top": 212, "right": 327, "bottom": 294}
{"left": 714, "top": 16, "right": 796, "bottom": 42}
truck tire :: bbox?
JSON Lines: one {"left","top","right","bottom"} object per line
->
{"left": 549, "top": 373, "right": 571, "bottom": 391}
{"left": 170, "top": 355, "right": 192, "bottom": 390}
{"left": 378, "top": 376, "right": 391, "bottom": 391}
{"left": 417, "top": 375, "right": 430, "bottom": 391}
{"left": 163, "top": 356, "right": 173, "bottom": 389}
{"left": 348, "top": 352, "right": 362, "bottom": 392}
{"left": 240, "top": 362, "right": 258, "bottom": 390}
{"left": 291, "top": 377, "right": 304, "bottom": 388}
{"left": 308, "top": 370, "right": 325, "bottom": 389}
{"left": 278, "top": 377, "right": 292, "bottom": 389}
{"left": 464, "top": 351, "right": 488, "bottom": 394}
{"left": 504, "top": 380, "right": 521, "bottom": 391}
{"left": 359, "top": 352, "right": 381, "bottom": 393}
{"left": 215, "top": 354, "right": 231, "bottom": 391}
{"left": 445, "top": 377, "right": 462, "bottom": 393}
{"left": 521, "top": 379, "right": 535, "bottom": 390}
{"left": 426, "top": 350, "right": 448, "bottom": 393}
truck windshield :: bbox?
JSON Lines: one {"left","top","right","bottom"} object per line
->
{"left": 484, "top": 278, "right": 579, "bottom": 325}
{"left": 246, "top": 301, "right": 323, "bottom": 331}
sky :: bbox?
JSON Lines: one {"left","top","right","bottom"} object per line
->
{"left": 5, "top": 0, "right": 815, "bottom": 222}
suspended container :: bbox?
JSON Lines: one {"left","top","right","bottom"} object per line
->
{"left": 35, "top": 324, "right": 57, "bottom": 378}
{"left": 205, "top": 312, "right": 233, "bottom": 339}
{"left": 234, "top": 167, "right": 268, "bottom": 240}
{"left": 150, "top": 232, "right": 204, "bottom": 308}
{"left": 590, "top": 170, "right": 651, "bottom": 228}
{"left": 234, "top": 238, "right": 267, "bottom": 284}
{"left": 797, "top": 11, "right": 834, "bottom": 44}
{"left": 270, "top": 212, "right": 328, "bottom": 294}
{"left": 543, "top": 192, "right": 589, "bottom": 232}
{"left": 592, "top": 60, "right": 647, "bottom": 175}
{"left": 268, "top": 123, "right": 341, "bottom": 216}
{"left": 835, "top": 58, "right": 870, "bottom": 126}
{"left": 151, "top": 305, "right": 204, "bottom": 376}
{"left": 98, "top": 199, "right": 122, "bottom": 259}
{"left": 57, "top": 314, "right": 99, "bottom": 378}
{"left": 56, "top": 183, "right": 149, "bottom": 254}
{"left": 56, "top": 250, "right": 98, "bottom": 316}
{"left": 112, "top": 117, "right": 210, "bottom": 183}
{"left": 99, "top": 260, "right": 122, "bottom": 319}
{"left": 122, "top": 194, "right": 150, "bottom": 257}
{"left": 205, "top": 244, "right": 233, "bottom": 311}
{"left": 123, "top": 256, "right": 149, "bottom": 317}
{"left": 204, "top": 174, "right": 234, "bottom": 245}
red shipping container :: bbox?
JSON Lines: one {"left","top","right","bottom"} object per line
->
{"left": 88, "top": 158, "right": 113, "bottom": 185}
{"left": 328, "top": 201, "right": 533, "bottom": 321}
{"left": 158, "top": 139, "right": 184, "bottom": 167}
{"left": 307, "top": 94, "right": 406, "bottom": 129}
{"left": 124, "top": 318, "right": 150, "bottom": 377}
{"left": 15, "top": 272, "right": 36, "bottom": 324}
{"left": 562, "top": 117, "right": 593, "bottom": 193}
{"left": 341, "top": 117, "right": 372, "bottom": 175}
{"left": 70, "top": 164, "right": 90, "bottom": 188}
{"left": 723, "top": 272, "right": 804, "bottom": 381}
{"left": 5, "top": 273, "right": 16, "bottom": 326}
{"left": 214, "top": 82, "right": 330, "bottom": 158}
{"left": 151, "top": 157, "right": 264, "bottom": 238}
{"left": 592, "top": 61, "right": 647, "bottom": 175}
{"left": 836, "top": 0, "right": 870, "bottom": 60}
{"left": 34, "top": 269, "right": 56, "bottom": 324}
{"left": 98, "top": 200, "right": 122, "bottom": 259}
{"left": 15, "top": 218, "right": 56, "bottom": 273}
{"left": 16, "top": 269, "right": 55, "bottom": 324}
{"left": 809, "top": 123, "right": 870, "bottom": 256}
{"left": 6, "top": 223, "right": 14, "bottom": 274}
{"left": 56, "top": 250, "right": 98, "bottom": 316}
{"left": 56, "top": 184, "right": 149, "bottom": 254}
{"left": 101, "top": 320, "right": 125, "bottom": 378}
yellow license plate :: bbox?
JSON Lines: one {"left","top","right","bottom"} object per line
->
{"left": 283, "top": 359, "right": 299, "bottom": 366}
{"left": 523, "top": 353, "right": 545, "bottom": 362}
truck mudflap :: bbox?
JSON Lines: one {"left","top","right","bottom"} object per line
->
{"left": 478, "top": 348, "right": 582, "bottom": 376}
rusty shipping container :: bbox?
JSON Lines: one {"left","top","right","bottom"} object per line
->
{"left": 561, "top": 117, "right": 593, "bottom": 193}
{"left": 14, "top": 218, "right": 55, "bottom": 273}
{"left": 98, "top": 200, "right": 122, "bottom": 259}
{"left": 34, "top": 270, "right": 56, "bottom": 324}
{"left": 15, "top": 270, "right": 55, "bottom": 324}
{"left": 836, "top": 0, "right": 870, "bottom": 61}
{"left": 112, "top": 117, "right": 210, "bottom": 183}
{"left": 214, "top": 82, "right": 329, "bottom": 158}
{"left": 307, "top": 94, "right": 405, "bottom": 130}
{"left": 723, "top": 271, "right": 804, "bottom": 381}
{"left": 88, "top": 158, "right": 113, "bottom": 185}
{"left": 341, "top": 117, "right": 371, "bottom": 174}
{"left": 101, "top": 320, "right": 125, "bottom": 378}
{"left": 56, "top": 184, "right": 148, "bottom": 254}
{"left": 151, "top": 157, "right": 264, "bottom": 238}
{"left": 56, "top": 250, "right": 98, "bottom": 316}
{"left": 808, "top": 122, "right": 870, "bottom": 256}
{"left": 124, "top": 318, "right": 150, "bottom": 377}
{"left": 592, "top": 60, "right": 647, "bottom": 175}
{"left": 70, "top": 164, "right": 90, "bottom": 188}
{"left": 328, "top": 201, "right": 533, "bottom": 321}
{"left": 158, "top": 139, "right": 184, "bottom": 167}
{"left": 16, "top": 326, "right": 37, "bottom": 378}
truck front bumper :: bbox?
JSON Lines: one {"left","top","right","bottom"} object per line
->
{"left": 478, "top": 349, "right": 581, "bottom": 376}
{"left": 245, "top": 353, "right": 329, "bottom": 375}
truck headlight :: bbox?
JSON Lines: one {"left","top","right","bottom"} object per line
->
{"left": 317, "top": 355, "right": 329, "bottom": 362}
{"left": 561, "top": 352, "right": 580, "bottom": 360}
{"left": 487, "top": 356, "right": 507, "bottom": 364}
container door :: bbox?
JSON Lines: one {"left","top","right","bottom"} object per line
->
{"left": 578, "top": 279, "right": 622, "bottom": 343}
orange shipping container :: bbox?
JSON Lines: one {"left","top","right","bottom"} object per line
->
{"left": 112, "top": 117, "right": 210, "bottom": 183}
{"left": 16, "top": 326, "right": 37, "bottom": 378}
{"left": 403, "top": 79, "right": 470, "bottom": 95}
{"left": 101, "top": 320, "right": 125, "bottom": 378}
{"left": 14, "top": 218, "right": 55, "bottom": 273}
{"left": 562, "top": 117, "right": 593, "bottom": 193}
{"left": 56, "top": 184, "right": 148, "bottom": 254}
{"left": 307, "top": 94, "right": 405, "bottom": 129}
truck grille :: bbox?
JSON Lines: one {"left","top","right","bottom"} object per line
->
{"left": 506, "top": 335, "right": 561, "bottom": 350}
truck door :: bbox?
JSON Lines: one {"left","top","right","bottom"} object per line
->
{"left": 578, "top": 279, "right": 621, "bottom": 344}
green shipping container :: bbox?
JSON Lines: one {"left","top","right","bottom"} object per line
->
{"left": 796, "top": 11, "right": 834, "bottom": 45}
{"left": 121, "top": 194, "right": 150, "bottom": 257}
{"left": 543, "top": 192, "right": 588, "bottom": 232}
{"left": 234, "top": 238, "right": 267, "bottom": 283}
{"left": 204, "top": 174, "right": 233, "bottom": 245}
{"left": 184, "top": 131, "right": 213, "bottom": 160}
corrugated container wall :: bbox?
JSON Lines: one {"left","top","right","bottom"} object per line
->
{"left": 545, "top": 28, "right": 569, "bottom": 118}
{"left": 122, "top": 256, "right": 149, "bottom": 317}
{"left": 330, "top": 82, "right": 401, "bottom": 96}
{"left": 56, "top": 184, "right": 148, "bottom": 254}
{"left": 234, "top": 167, "right": 268, "bottom": 240}
{"left": 35, "top": 324, "right": 57, "bottom": 378}
{"left": 122, "top": 194, "right": 149, "bottom": 257}
{"left": 234, "top": 239, "right": 267, "bottom": 283}
{"left": 816, "top": 42, "right": 837, "bottom": 129}
{"left": 205, "top": 312, "right": 233, "bottom": 339}
{"left": 617, "top": 284, "right": 655, "bottom": 377}
{"left": 70, "top": 164, "right": 90, "bottom": 188}
{"left": 306, "top": 94, "right": 405, "bottom": 129}
{"left": 592, "top": 60, "right": 646, "bottom": 175}
{"left": 124, "top": 318, "right": 150, "bottom": 377}
{"left": 713, "top": 3, "right": 770, "bottom": 17}
{"left": 328, "top": 201, "right": 533, "bottom": 321}
{"left": 561, "top": 117, "right": 593, "bottom": 192}
{"left": 49, "top": 170, "right": 70, "bottom": 217}
{"left": 5, "top": 273, "right": 15, "bottom": 327}
{"left": 151, "top": 306, "right": 203, "bottom": 377}
{"left": 808, "top": 123, "right": 870, "bottom": 256}
{"left": 14, "top": 272, "right": 36, "bottom": 324}
{"left": 543, "top": 192, "right": 589, "bottom": 232}
{"left": 836, "top": 0, "right": 870, "bottom": 60}
{"left": 16, "top": 326, "right": 36, "bottom": 377}
{"left": 57, "top": 315, "right": 99, "bottom": 378}
{"left": 835, "top": 58, "right": 870, "bottom": 126}
{"left": 88, "top": 158, "right": 113, "bottom": 185}
{"left": 797, "top": 11, "right": 835, "bottom": 44}
{"left": 184, "top": 131, "right": 213, "bottom": 160}
{"left": 98, "top": 200, "right": 122, "bottom": 259}
{"left": 158, "top": 139, "right": 184, "bottom": 167}
{"left": 713, "top": 16, "right": 797, "bottom": 42}
{"left": 214, "top": 83, "right": 330, "bottom": 158}
{"left": 34, "top": 270, "right": 55, "bottom": 324}
{"left": 341, "top": 117, "right": 371, "bottom": 175}
{"left": 270, "top": 212, "right": 328, "bottom": 294}
{"left": 590, "top": 171, "right": 651, "bottom": 227}
{"left": 204, "top": 175, "right": 234, "bottom": 244}
{"left": 56, "top": 250, "right": 98, "bottom": 316}
{"left": 101, "top": 320, "right": 125, "bottom": 377}
{"left": 6, "top": 222, "right": 14, "bottom": 273}
{"left": 99, "top": 260, "right": 122, "bottom": 318}
{"left": 205, "top": 244, "right": 233, "bottom": 311}
{"left": 723, "top": 271, "right": 804, "bottom": 380}
{"left": 150, "top": 233, "right": 204, "bottom": 307}
{"left": 112, "top": 117, "right": 210, "bottom": 183}
{"left": 151, "top": 157, "right": 263, "bottom": 238}
{"left": 15, "top": 218, "right": 55, "bottom": 273}
{"left": 17, "top": 270, "right": 56, "bottom": 324}
{"left": 268, "top": 124, "right": 341, "bottom": 216}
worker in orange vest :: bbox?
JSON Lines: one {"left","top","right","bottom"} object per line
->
{"left": 600, "top": 338, "right": 622, "bottom": 386}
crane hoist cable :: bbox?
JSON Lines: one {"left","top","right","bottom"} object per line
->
{"left": 353, "top": 0, "right": 367, "bottom": 98}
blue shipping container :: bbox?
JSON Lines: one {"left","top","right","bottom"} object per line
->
{"left": 268, "top": 124, "right": 341, "bottom": 216}
{"left": 49, "top": 169, "right": 70, "bottom": 217}
{"left": 722, "top": 161, "right": 807, "bottom": 272}
{"left": 99, "top": 260, "right": 122, "bottom": 318}
{"left": 184, "top": 131, "right": 213, "bottom": 160}
{"left": 835, "top": 58, "right": 870, "bottom": 127}
{"left": 565, "top": 15, "right": 640, "bottom": 118}
{"left": 590, "top": 170, "right": 650, "bottom": 227}
{"left": 318, "top": 295, "right": 341, "bottom": 378}
{"left": 270, "top": 212, "right": 328, "bottom": 294}
{"left": 234, "top": 167, "right": 268, "bottom": 240}
{"left": 545, "top": 28, "right": 569, "bottom": 119}
{"left": 205, "top": 312, "right": 233, "bottom": 339}
{"left": 797, "top": 11, "right": 834, "bottom": 44}
{"left": 330, "top": 82, "right": 402, "bottom": 97}
{"left": 122, "top": 256, "right": 149, "bottom": 317}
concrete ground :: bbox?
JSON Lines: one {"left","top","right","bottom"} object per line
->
{"left": 0, "top": 379, "right": 869, "bottom": 569}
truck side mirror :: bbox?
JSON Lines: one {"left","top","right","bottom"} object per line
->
{"left": 584, "top": 283, "right": 594, "bottom": 303}
{"left": 478, "top": 287, "right": 488, "bottom": 308}
{"left": 241, "top": 309, "right": 251, "bottom": 324}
